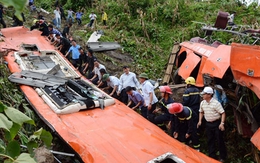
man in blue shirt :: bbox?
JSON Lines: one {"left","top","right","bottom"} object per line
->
{"left": 48, "top": 24, "right": 61, "bottom": 36}
{"left": 126, "top": 86, "right": 147, "bottom": 119}
{"left": 65, "top": 40, "right": 80, "bottom": 68}
{"left": 76, "top": 11, "right": 83, "bottom": 25}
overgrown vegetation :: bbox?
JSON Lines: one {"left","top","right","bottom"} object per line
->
{"left": 1, "top": 0, "right": 260, "bottom": 162}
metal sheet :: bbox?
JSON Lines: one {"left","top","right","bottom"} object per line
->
{"left": 251, "top": 128, "right": 260, "bottom": 150}
{"left": 178, "top": 49, "right": 201, "bottom": 80}
{"left": 87, "top": 42, "right": 121, "bottom": 52}
{"left": 230, "top": 43, "right": 260, "bottom": 99}
{"left": 201, "top": 45, "right": 231, "bottom": 78}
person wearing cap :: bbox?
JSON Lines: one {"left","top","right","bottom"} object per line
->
{"left": 97, "top": 68, "right": 108, "bottom": 88}
{"left": 85, "top": 48, "right": 97, "bottom": 79}
{"left": 117, "top": 66, "right": 140, "bottom": 105}
{"left": 153, "top": 86, "right": 174, "bottom": 131}
{"left": 183, "top": 77, "right": 200, "bottom": 116}
{"left": 125, "top": 86, "right": 147, "bottom": 118}
{"left": 183, "top": 76, "right": 201, "bottom": 135}
{"left": 90, "top": 60, "right": 106, "bottom": 85}
{"left": 197, "top": 86, "right": 227, "bottom": 161}
{"left": 139, "top": 72, "right": 158, "bottom": 123}
{"left": 65, "top": 40, "right": 81, "bottom": 67}
{"left": 167, "top": 103, "right": 200, "bottom": 151}
{"left": 100, "top": 74, "right": 120, "bottom": 98}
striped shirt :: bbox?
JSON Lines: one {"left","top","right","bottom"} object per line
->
{"left": 118, "top": 72, "right": 139, "bottom": 92}
{"left": 199, "top": 98, "right": 224, "bottom": 122}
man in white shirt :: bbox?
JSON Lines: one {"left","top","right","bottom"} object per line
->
{"left": 101, "top": 74, "right": 120, "bottom": 98}
{"left": 67, "top": 9, "right": 74, "bottom": 23}
{"left": 88, "top": 11, "right": 97, "bottom": 28}
{"left": 139, "top": 72, "right": 158, "bottom": 123}
{"left": 117, "top": 66, "right": 139, "bottom": 104}
{"left": 53, "top": 7, "right": 61, "bottom": 28}
{"left": 90, "top": 59, "right": 106, "bottom": 85}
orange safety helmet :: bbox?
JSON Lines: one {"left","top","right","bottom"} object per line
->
{"left": 167, "top": 103, "right": 183, "bottom": 114}
{"left": 159, "top": 86, "right": 172, "bottom": 94}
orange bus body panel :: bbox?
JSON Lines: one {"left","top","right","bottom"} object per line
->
{"left": 230, "top": 43, "right": 260, "bottom": 99}
{"left": 178, "top": 49, "right": 201, "bottom": 79}
{"left": 201, "top": 45, "right": 231, "bottom": 79}
{"left": 251, "top": 128, "right": 260, "bottom": 150}
{"left": 2, "top": 27, "right": 219, "bottom": 163}
{"left": 179, "top": 42, "right": 230, "bottom": 87}
{"left": 196, "top": 56, "right": 207, "bottom": 87}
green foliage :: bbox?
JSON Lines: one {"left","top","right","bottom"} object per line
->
{"left": 0, "top": 0, "right": 27, "bottom": 20}
{"left": 0, "top": 102, "right": 52, "bottom": 163}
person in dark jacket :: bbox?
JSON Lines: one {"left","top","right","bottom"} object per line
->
{"left": 153, "top": 86, "right": 174, "bottom": 131}
{"left": 62, "top": 23, "right": 72, "bottom": 38}
{"left": 183, "top": 76, "right": 201, "bottom": 122}
{"left": 77, "top": 47, "right": 88, "bottom": 74}
{"left": 56, "top": 34, "right": 71, "bottom": 55}
{"left": 39, "top": 20, "right": 49, "bottom": 36}
{"left": 0, "top": 5, "right": 6, "bottom": 28}
{"left": 85, "top": 48, "right": 97, "bottom": 79}
{"left": 12, "top": 13, "right": 25, "bottom": 27}
{"left": 168, "top": 103, "right": 200, "bottom": 150}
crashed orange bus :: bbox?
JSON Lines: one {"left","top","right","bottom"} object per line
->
{"left": 174, "top": 39, "right": 260, "bottom": 157}
{"left": 2, "top": 27, "right": 219, "bottom": 163}
{"left": 171, "top": 11, "right": 260, "bottom": 161}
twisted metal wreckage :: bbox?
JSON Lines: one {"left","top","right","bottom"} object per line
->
{"left": 162, "top": 11, "right": 260, "bottom": 161}
{"left": 2, "top": 27, "right": 218, "bottom": 163}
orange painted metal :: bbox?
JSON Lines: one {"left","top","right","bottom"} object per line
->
{"left": 178, "top": 49, "right": 201, "bottom": 80}
{"left": 180, "top": 41, "right": 215, "bottom": 58}
{"left": 196, "top": 56, "right": 208, "bottom": 87}
{"left": 230, "top": 43, "right": 260, "bottom": 99}
{"left": 3, "top": 27, "right": 219, "bottom": 163}
{"left": 178, "top": 41, "right": 231, "bottom": 87}
{"left": 251, "top": 128, "right": 260, "bottom": 150}
{"left": 201, "top": 45, "right": 231, "bottom": 79}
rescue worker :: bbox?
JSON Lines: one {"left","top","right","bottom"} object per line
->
{"left": 183, "top": 77, "right": 200, "bottom": 122}
{"left": 167, "top": 103, "right": 200, "bottom": 151}
{"left": 153, "top": 86, "right": 174, "bottom": 131}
